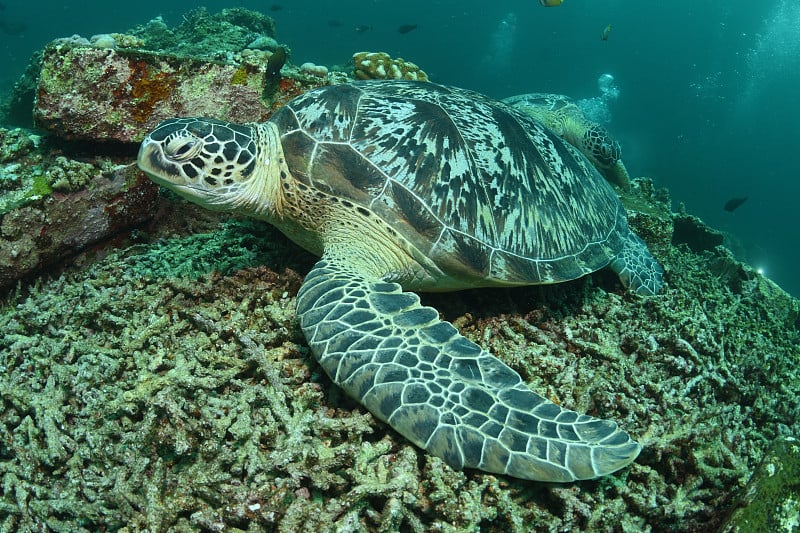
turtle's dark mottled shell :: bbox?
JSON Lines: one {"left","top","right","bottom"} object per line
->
{"left": 270, "top": 81, "right": 626, "bottom": 286}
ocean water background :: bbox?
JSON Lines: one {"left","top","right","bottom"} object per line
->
{"left": 1, "top": 0, "right": 798, "bottom": 298}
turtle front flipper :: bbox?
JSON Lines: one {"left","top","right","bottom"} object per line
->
{"left": 297, "top": 256, "right": 642, "bottom": 482}
{"left": 606, "top": 159, "right": 631, "bottom": 191}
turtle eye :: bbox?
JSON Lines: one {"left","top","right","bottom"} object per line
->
{"left": 165, "top": 136, "right": 200, "bottom": 161}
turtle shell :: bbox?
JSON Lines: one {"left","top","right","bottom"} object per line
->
{"left": 503, "top": 92, "right": 577, "bottom": 114}
{"left": 270, "top": 80, "right": 627, "bottom": 286}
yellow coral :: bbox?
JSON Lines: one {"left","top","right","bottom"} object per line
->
{"left": 230, "top": 67, "right": 248, "bottom": 85}
{"left": 352, "top": 52, "right": 428, "bottom": 82}
{"left": 110, "top": 33, "right": 145, "bottom": 49}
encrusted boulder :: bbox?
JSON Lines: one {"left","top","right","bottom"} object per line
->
{"left": 0, "top": 152, "right": 159, "bottom": 289}
{"left": 34, "top": 42, "right": 273, "bottom": 143}
{"left": 672, "top": 212, "right": 724, "bottom": 253}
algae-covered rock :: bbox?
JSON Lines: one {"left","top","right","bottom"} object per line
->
{"left": 0, "top": 159, "right": 159, "bottom": 289}
{"left": 720, "top": 438, "right": 800, "bottom": 532}
{"left": 33, "top": 44, "right": 271, "bottom": 143}
{"left": 32, "top": 8, "right": 319, "bottom": 143}
{"left": 4, "top": 7, "right": 333, "bottom": 288}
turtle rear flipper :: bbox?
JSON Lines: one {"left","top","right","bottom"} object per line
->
{"left": 610, "top": 232, "right": 664, "bottom": 295}
{"left": 297, "top": 255, "right": 642, "bottom": 482}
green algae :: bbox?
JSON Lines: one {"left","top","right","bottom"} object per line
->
{"left": 0, "top": 131, "right": 112, "bottom": 215}
{"left": 0, "top": 128, "right": 48, "bottom": 214}
{"left": 124, "top": 218, "right": 285, "bottom": 279}
{"left": 721, "top": 438, "right": 800, "bottom": 532}
{"left": 0, "top": 167, "right": 50, "bottom": 215}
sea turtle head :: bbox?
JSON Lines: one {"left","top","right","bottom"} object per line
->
{"left": 138, "top": 117, "right": 283, "bottom": 218}
{"left": 582, "top": 124, "right": 621, "bottom": 169}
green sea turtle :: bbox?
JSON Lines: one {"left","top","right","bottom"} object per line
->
{"left": 137, "top": 80, "right": 663, "bottom": 482}
{"left": 503, "top": 93, "right": 631, "bottom": 189}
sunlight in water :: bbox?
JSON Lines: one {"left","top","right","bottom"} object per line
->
{"left": 740, "top": 0, "right": 800, "bottom": 106}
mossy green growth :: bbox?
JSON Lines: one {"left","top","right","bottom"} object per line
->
{"left": 125, "top": 218, "right": 281, "bottom": 279}
{"left": 27, "top": 172, "right": 52, "bottom": 198}
{"left": 1, "top": 156, "right": 119, "bottom": 216}
{"left": 722, "top": 438, "right": 800, "bottom": 532}
{"left": 230, "top": 66, "right": 248, "bottom": 85}
{"left": 0, "top": 170, "right": 52, "bottom": 215}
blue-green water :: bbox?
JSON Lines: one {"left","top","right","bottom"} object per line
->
{"left": 2, "top": 0, "right": 798, "bottom": 297}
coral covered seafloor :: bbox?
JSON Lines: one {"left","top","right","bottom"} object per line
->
{"left": 1, "top": 7, "right": 799, "bottom": 532}
{"left": 1, "top": 178, "right": 798, "bottom": 532}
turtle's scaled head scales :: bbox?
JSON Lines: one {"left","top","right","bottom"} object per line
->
{"left": 583, "top": 123, "right": 621, "bottom": 169}
{"left": 137, "top": 117, "right": 285, "bottom": 219}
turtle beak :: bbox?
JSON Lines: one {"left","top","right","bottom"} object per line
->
{"left": 136, "top": 137, "right": 167, "bottom": 177}
{"left": 137, "top": 138, "right": 203, "bottom": 203}
{"left": 137, "top": 137, "right": 194, "bottom": 188}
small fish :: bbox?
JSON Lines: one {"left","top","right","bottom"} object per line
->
{"left": 724, "top": 197, "right": 748, "bottom": 212}
{"left": 328, "top": 19, "right": 343, "bottom": 28}
{"left": 539, "top": 0, "right": 563, "bottom": 6}
{"left": 601, "top": 24, "right": 612, "bottom": 41}
{"left": 262, "top": 46, "right": 287, "bottom": 99}
{"left": 354, "top": 25, "right": 373, "bottom": 33}
{"left": 398, "top": 24, "right": 418, "bottom": 34}
{"left": 265, "top": 47, "right": 287, "bottom": 80}
{"left": 269, "top": 4, "right": 283, "bottom": 11}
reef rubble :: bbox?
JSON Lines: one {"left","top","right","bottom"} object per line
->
{"left": 1, "top": 8, "right": 799, "bottom": 533}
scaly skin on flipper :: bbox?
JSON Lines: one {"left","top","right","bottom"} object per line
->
{"left": 137, "top": 80, "right": 663, "bottom": 482}
{"left": 610, "top": 231, "right": 663, "bottom": 296}
{"left": 297, "top": 255, "right": 641, "bottom": 481}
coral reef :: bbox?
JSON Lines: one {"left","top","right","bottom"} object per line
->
{"left": 0, "top": 180, "right": 798, "bottom": 530}
{"left": 299, "top": 62, "right": 329, "bottom": 78}
{"left": 353, "top": 52, "right": 429, "bottom": 81}
{"left": 0, "top": 127, "right": 38, "bottom": 164}
{"left": 130, "top": 7, "right": 277, "bottom": 60}
{"left": 84, "top": 33, "right": 146, "bottom": 50}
